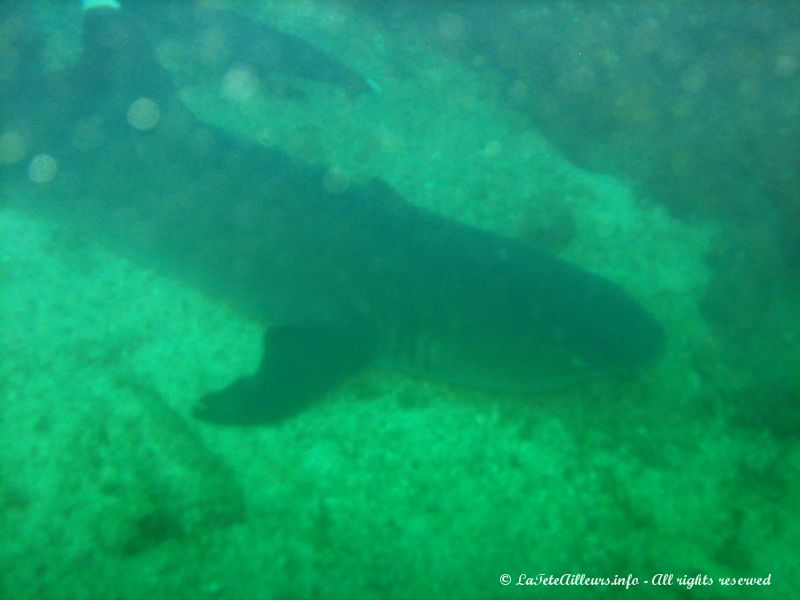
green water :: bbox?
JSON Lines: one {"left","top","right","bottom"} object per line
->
{"left": 1, "top": 1, "right": 797, "bottom": 598}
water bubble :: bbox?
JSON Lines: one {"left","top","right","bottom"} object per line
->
{"left": 323, "top": 168, "right": 350, "bottom": 194}
{"left": 127, "top": 97, "right": 160, "bottom": 130}
{"left": 775, "top": 54, "right": 798, "bottom": 78}
{"left": 507, "top": 79, "right": 529, "bottom": 105}
{"left": 482, "top": 140, "right": 502, "bottom": 158}
{"left": 437, "top": 13, "right": 466, "bottom": 42}
{"left": 222, "top": 67, "right": 258, "bottom": 103}
{"left": 71, "top": 117, "right": 105, "bottom": 151}
{"left": 0, "top": 131, "right": 27, "bottom": 164}
{"left": 28, "top": 154, "right": 58, "bottom": 184}
{"left": 679, "top": 65, "right": 707, "bottom": 93}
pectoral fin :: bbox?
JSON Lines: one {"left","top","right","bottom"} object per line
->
{"left": 193, "top": 326, "right": 374, "bottom": 426}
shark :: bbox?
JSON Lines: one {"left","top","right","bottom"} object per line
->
{"left": 1, "top": 3, "right": 665, "bottom": 425}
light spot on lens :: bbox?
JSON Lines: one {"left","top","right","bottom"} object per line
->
{"left": 0, "top": 131, "right": 27, "bottom": 164}
{"left": 222, "top": 67, "right": 258, "bottom": 103}
{"left": 127, "top": 97, "right": 161, "bottom": 130}
{"left": 482, "top": 140, "right": 502, "bottom": 158}
{"left": 679, "top": 65, "right": 707, "bottom": 93}
{"left": 71, "top": 117, "right": 105, "bottom": 151}
{"left": 28, "top": 153, "right": 58, "bottom": 184}
{"left": 775, "top": 54, "right": 798, "bottom": 78}
{"left": 322, "top": 168, "right": 350, "bottom": 194}
{"left": 437, "top": 13, "right": 465, "bottom": 42}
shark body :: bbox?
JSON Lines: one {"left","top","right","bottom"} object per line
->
{"left": 2, "top": 5, "right": 665, "bottom": 424}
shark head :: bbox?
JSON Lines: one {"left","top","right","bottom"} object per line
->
{"left": 381, "top": 231, "right": 667, "bottom": 393}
